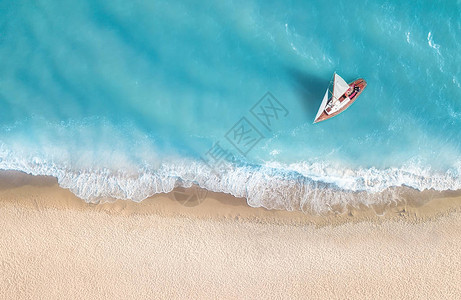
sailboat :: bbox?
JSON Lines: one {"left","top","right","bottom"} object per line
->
{"left": 313, "top": 73, "right": 367, "bottom": 123}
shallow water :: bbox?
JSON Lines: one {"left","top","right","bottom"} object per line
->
{"left": 1, "top": 0, "right": 460, "bottom": 211}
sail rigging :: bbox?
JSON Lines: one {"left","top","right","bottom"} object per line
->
{"left": 332, "top": 73, "right": 349, "bottom": 101}
{"left": 313, "top": 72, "right": 367, "bottom": 123}
{"left": 315, "top": 89, "right": 330, "bottom": 121}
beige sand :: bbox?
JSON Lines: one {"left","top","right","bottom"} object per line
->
{"left": 1, "top": 171, "right": 461, "bottom": 299}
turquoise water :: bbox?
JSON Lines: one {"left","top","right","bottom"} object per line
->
{"left": 1, "top": 0, "right": 461, "bottom": 211}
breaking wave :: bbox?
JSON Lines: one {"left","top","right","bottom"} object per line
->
{"left": 1, "top": 0, "right": 461, "bottom": 213}
{"left": 1, "top": 147, "right": 460, "bottom": 213}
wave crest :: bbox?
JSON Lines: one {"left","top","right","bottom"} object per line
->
{"left": 1, "top": 147, "right": 460, "bottom": 212}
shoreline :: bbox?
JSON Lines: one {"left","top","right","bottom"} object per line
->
{"left": 1, "top": 170, "right": 461, "bottom": 298}
{"left": 1, "top": 170, "right": 461, "bottom": 226}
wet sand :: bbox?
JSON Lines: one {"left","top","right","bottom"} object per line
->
{"left": 1, "top": 171, "right": 461, "bottom": 299}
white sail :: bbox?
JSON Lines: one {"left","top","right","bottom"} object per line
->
{"left": 332, "top": 73, "right": 350, "bottom": 100}
{"left": 314, "top": 88, "right": 330, "bottom": 122}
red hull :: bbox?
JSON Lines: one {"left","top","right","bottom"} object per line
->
{"left": 314, "top": 78, "right": 367, "bottom": 123}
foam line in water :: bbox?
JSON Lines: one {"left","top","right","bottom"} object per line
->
{"left": 1, "top": 148, "right": 460, "bottom": 213}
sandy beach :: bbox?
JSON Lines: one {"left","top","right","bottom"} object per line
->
{"left": 1, "top": 171, "right": 461, "bottom": 299}
{"left": 2, "top": 0, "right": 461, "bottom": 298}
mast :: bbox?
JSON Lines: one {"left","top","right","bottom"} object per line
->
{"left": 331, "top": 72, "right": 336, "bottom": 102}
{"left": 313, "top": 73, "right": 350, "bottom": 123}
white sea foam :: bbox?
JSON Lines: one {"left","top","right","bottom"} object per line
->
{"left": 1, "top": 146, "right": 460, "bottom": 213}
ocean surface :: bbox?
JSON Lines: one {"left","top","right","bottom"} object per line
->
{"left": 1, "top": 0, "right": 461, "bottom": 212}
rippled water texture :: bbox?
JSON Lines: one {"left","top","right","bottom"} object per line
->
{"left": 1, "top": 0, "right": 460, "bottom": 211}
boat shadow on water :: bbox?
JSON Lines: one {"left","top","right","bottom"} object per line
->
{"left": 287, "top": 68, "right": 331, "bottom": 121}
